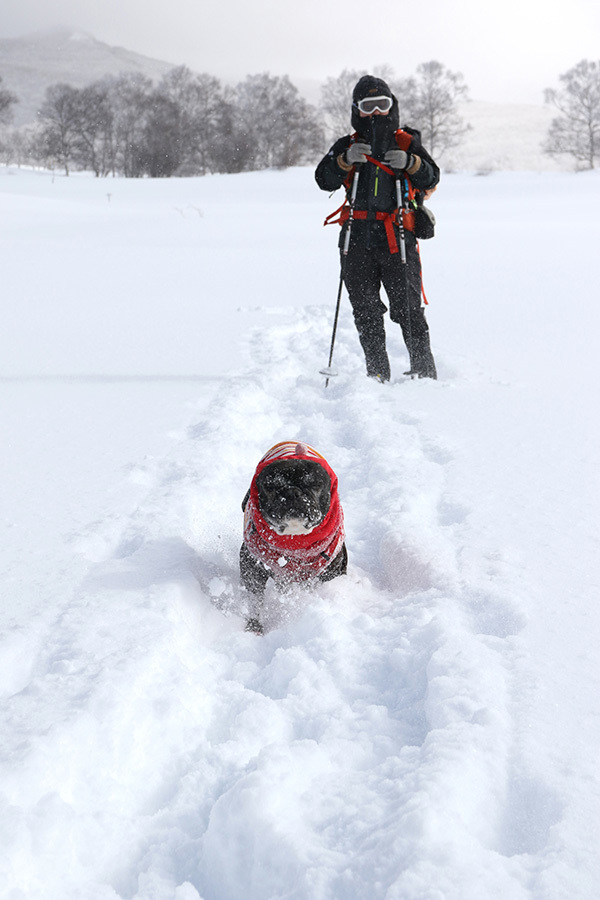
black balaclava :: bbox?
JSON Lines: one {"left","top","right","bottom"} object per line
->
{"left": 351, "top": 75, "right": 400, "bottom": 158}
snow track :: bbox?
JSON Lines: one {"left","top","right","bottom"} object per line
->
{"left": 2, "top": 304, "right": 589, "bottom": 900}
{"left": 2, "top": 167, "right": 599, "bottom": 899}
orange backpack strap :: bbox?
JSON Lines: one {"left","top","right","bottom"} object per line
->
{"left": 364, "top": 155, "right": 395, "bottom": 176}
{"left": 395, "top": 129, "right": 413, "bottom": 152}
{"left": 323, "top": 199, "right": 349, "bottom": 227}
{"left": 322, "top": 163, "right": 354, "bottom": 226}
{"left": 416, "top": 242, "right": 429, "bottom": 305}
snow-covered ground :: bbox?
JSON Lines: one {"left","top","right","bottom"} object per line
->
{"left": 0, "top": 164, "right": 599, "bottom": 900}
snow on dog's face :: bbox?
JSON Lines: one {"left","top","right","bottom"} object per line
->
{"left": 255, "top": 459, "right": 332, "bottom": 536}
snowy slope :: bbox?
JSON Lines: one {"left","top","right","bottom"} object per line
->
{"left": 0, "top": 165, "right": 599, "bottom": 900}
{"left": 450, "top": 101, "right": 562, "bottom": 172}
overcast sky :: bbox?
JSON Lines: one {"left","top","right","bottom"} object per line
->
{"left": 1, "top": 0, "right": 599, "bottom": 104}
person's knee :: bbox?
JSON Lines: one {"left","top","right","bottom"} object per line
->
{"left": 350, "top": 297, "right": 387, "bottom": 324}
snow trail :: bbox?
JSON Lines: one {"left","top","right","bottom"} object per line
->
{"left": 2, "top": 305, "right": 569, "bottom": 900}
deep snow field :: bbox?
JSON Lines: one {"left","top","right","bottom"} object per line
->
{"left": 1, "top": 162, "right": 599, "bottom": 900}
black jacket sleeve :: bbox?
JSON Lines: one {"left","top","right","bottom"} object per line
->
{"left": 403, "top": 126, "right": 440, "bottom": 192}
{"left": 315, "top": 136, "right": 352, "bottom": 192}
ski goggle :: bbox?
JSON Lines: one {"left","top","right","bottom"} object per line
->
{"left": 355, "top": 95, "right": 393, "bottom": 115}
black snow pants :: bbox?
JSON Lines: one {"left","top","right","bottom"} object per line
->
{"left": 343, "top": 238, "right": 436, "bottom": 381}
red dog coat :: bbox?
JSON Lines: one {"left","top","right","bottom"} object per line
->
{"left": 243, "top": 441, "right": 345, "bottom": 581}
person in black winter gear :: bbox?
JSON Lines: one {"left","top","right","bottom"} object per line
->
{"left": 315, "top": 75, "right": 440, "bottom": 380}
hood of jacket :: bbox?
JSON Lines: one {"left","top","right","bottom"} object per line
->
{"left": 351, "top": 74, "right": 400, "bottom": 148}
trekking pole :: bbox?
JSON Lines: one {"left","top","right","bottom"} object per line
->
{"left": 395, "top": 173, "right": 415, "bottom": 375}
{"left": 321, "top": 167, "right": 360, "bottom": 388}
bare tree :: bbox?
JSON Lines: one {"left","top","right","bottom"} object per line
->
{"left": 0, "top": 124, "right": 40, "bottom": 167}
{"left": 0, "top": 76, "right": 17, "bottom": 125}
{"left": 319, "top": 68, "right": 367, "bottom": 141}
{"left": 158, "top": 67, "right": 231, "bottom": 175}
{"left": 139, "top": 91, "right": 182, "bottom": 177}
{"left": 107, "top": 73, "right": 153, "bottom": 177}
{"left": 405, "top": 61, "right": 470, "bottom": 158}
{"left": 153, "top": 66, "right": 196, "bottom": 172}
{"left": 191, "top": 76, "right": 236, "bottom": 174}
{"left": 544, "top": 59, "right": 600, "bottom": 169}
{"left": 71, "top": 82, "right": 114, "bottom": 176}
{"left": 37, "top": 84, "right": 81, "bottom": 174}
{"left": 233, "top": 73, "right": 323, "bottom": 170}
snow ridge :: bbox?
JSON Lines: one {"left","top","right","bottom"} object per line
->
{"left": 1, "top": 303, "right": 578, "bottom": 900}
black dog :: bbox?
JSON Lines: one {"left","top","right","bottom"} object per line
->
{"left": 240, "top": 441, "right": 347, "bottom": 632}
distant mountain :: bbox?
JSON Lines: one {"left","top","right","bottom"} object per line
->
{"left": 0, "top": 28, "right": 175, "bottom": 126}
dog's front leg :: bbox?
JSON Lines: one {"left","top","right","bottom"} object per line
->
{"left": 244, "top": 592, "right": 265, "bottom": 634}
{"left": 240, "top": 544, "right": 269, "bottom": 634}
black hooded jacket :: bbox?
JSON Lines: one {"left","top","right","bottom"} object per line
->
{"left": 315, "top": 77, "right": 440, "bottom": 250}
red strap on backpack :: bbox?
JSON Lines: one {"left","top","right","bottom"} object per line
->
{"left": 323, "top": 129, "right": 419, "bottom": 255}
{"left": 364, "top": 155, "right": 396, "bottom": 176}
{"left": 395, "top": 130, "right": 413, "bottom": 151}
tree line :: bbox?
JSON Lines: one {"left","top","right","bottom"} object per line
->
{"left": 543, "top": 60, "right": 600, "bottom": 170}
{"left": 1, "top": 58, "right": 599, "bottom": 175}
{"left": 0, "top": 69, "right": 323, "bottom": 177}
{"left": 0, "top": 62, "right": 471, "bottom": 177}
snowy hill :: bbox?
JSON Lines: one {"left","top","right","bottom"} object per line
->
{"left": 0, "top": 28, "right": 174, "bottom": 125}
{"left": 450, "top": 100, "right": 561, "bottom": 172}
{"left": 0, "top": 165, "right": 599, "bottom": 899}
